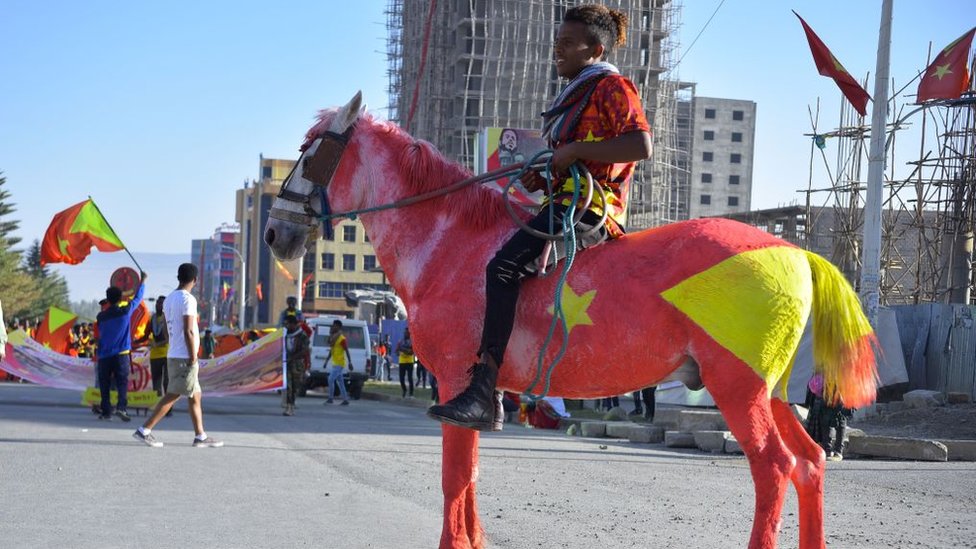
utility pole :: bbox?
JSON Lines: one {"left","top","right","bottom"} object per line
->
{"left": 859, "top": 0, "right": 893, "bottom": 326}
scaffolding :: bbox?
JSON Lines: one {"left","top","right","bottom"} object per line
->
{"left": 386, "top": 0, "right": 681, "bottom": 230}
{"left": 799, "top": 80, "right": 976, "bottom": 306}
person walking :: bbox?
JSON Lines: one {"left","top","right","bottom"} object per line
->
{"left": 396, "top": 329, "right": 415, "bottom": 399}
{"left": 323, "top": 319, "right": 351, "bottom": 405}
{"left": 201, "top": 328, "right": 216, "bottom": 359}
{"left": 283, "top": 315, "right": 310, "bottom": 416}
{"left": 132, "top": 263, "right": 223, "bottom": 448}
{"left": 95, "top": 271, "right": 147, "bottom": 422}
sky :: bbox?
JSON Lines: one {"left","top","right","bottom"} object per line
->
{"left": 1, "top": 1, "right": 972, "bottom": 299}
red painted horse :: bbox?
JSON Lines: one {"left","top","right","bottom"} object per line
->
{"left": 264, "top": 93, "right": 878, "bottom": 549}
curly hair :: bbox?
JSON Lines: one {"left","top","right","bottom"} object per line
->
{"left": 563, "top": 4, "right": 629, "bottom": 56}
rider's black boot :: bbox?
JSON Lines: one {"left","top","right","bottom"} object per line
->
{"left": 427, "top": 362, "right": 499, "bottom": 431}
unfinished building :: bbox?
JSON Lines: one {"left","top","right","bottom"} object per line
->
{"left": 386, "top": 0, "right": 683, "bottom": 230}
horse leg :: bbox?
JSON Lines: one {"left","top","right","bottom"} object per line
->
{"left": 440, "top": 423, "right": 484, "bottom": 549}
{"left": 770, "top": 398, "right": 826, "bottom": 549}
{"left": 698, "top": 348, "right": 795, "bottom": 549}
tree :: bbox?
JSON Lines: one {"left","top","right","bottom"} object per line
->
{"left": 0, "top": 246, "right": 39, "bottom": 320}
{"left": 0, "top": 173, "right": 21, "bottom": 249}
{"left": 19, "top": 239, "right": 70, "bottom": 319}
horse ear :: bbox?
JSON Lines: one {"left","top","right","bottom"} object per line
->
{"left": 331, "top": 91, "right": 363, "bottom": 133}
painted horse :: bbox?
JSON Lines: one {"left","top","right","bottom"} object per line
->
{"left": 264, "top": 92, "right": 878, "bottom": 549}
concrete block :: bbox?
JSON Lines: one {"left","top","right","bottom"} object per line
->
{"left": 724, "top": 437, "right": 743, "bottom": 454}
{"left": 628, "top": 425, "right": 664, "bottom": 444}
{"left": 605, "top": 423, "right": 635, "bottom": 438}
{"left": 580, "top": 421, "right": 607, "bottom": 438}
{"left": 846, "top": 428, "right": 865, "bottom": 438}
{"left": 652, "top": 408, "right": 682, "bottom": 430}
{"left": 602, "top": 406, "right": 629, "bottom": 421}
{"left": 694, "top": 430, "right": 730, "bottom": 453}
{"left": 947, "top": 392, "right": 971, "bottom": 404}
{"left": 676, "top": 410, "right": 728, "bottom": 432}
{"left": 852, "top": 404, "right": 880, "bottom": 422}
{"left": 941, "top": 440, "right": 976, "bottom": 461}
{"left": 847, "top": 435, "right": 948, "bottom": 462}
{"left": 664, "top": 431, "right": 697, "bottom": 449}
{"left": 884, "top": 401, "right": 908, "bottom": 413}
{"left": 903, "top": 390, "right": 947, "bottom": 409}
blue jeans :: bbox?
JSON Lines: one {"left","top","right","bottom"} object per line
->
{"left": 98, "top": 353, "right": 130, "bottom": 414}
{"left": 328, "top": 366, "right": 349, "bottom": 401}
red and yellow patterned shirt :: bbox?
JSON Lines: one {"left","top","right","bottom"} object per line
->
{"left": 548, "top": 74, "right": 650, "bottom": 239}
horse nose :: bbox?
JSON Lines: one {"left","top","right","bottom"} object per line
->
{"left": 265, "top": 228, "right": 276, "bottom": 246}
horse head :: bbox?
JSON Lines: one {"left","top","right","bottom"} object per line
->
{"left": 264, "top": 91, "right": 366, "bottom": 260}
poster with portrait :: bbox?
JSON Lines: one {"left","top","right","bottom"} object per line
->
{"left": 475, "top": 127, "right": 547, "bottom": 208}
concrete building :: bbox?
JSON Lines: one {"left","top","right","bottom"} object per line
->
{"left": 386, "top": 0, "right": 681, "bottom": 229}
{"left": 687, "top": 96, "right": 757, "bottom": 219}
{"left": 189, "top": 238, "right": 215, "bottom": 327}
{"left": 209, "top": 224, "right": 240, "bottom": 327}
{"left": 234, "top": 156, "right": 388, "bottom": 326}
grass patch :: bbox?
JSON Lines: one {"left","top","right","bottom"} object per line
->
{"left": 364, "top": 380, "right": 433, "bottom": 401}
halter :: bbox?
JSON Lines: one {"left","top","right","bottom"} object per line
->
{"left": 269, "top": 126, "right": 354, "bottom": 240}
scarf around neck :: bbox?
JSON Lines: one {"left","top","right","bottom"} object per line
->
{"left": 541, "top": 62, "right": 619, "bottom": 145}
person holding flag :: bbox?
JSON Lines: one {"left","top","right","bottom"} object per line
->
{"left": 95, "top": 271, "right": 147, "bottom": 422}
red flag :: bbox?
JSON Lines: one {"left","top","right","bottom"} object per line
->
{"left": 917, "top": 27, "right": 975, "bottom": 103}
{"left": 130, "top": 300, "right": 151, "bottom": 347}
{"left": 302, "top": 272, "right": 314, "bottom": 295}
{"left": 33, "top": 306, "right": 77, "bottom": 354}
{"left": 256, "top": 282, "right": 264, "bottom": 302}
{"left": 40, "top": 199, "right": 125, "bottom": 265}
{"left": 794, "top": 12, "right": 871, "bottom": 116}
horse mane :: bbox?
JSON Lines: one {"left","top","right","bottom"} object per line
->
{"left": 307, "top": 109, "right": 518, "bottom": 231}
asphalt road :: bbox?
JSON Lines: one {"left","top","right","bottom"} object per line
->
{"left": 1, "top": 383, "right": 973, "bottom": 549}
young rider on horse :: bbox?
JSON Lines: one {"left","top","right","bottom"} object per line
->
{"left": 428, "top": 4, "right": 653, "bottom": 431}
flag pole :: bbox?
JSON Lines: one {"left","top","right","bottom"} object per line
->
{"left": 87, "top": 196, "right": 144, "bottom": 273}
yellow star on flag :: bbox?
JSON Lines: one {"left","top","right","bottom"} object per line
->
{"left": 932, "top": 63, "right": 953, "bottom": 80}
{"left": 582, "top": 130, "right": 603, "bottom": 143}
{"left": 548, "top": 283, "right": 596, "bottom": 333}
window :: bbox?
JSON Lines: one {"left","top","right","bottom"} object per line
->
{"left": 703, "top": 130, "right": 714, "bottom": 141}
{"left": 733, "top": 110, "right": 744, "bottom": 121}
{"left": 704, "top": 108, "right": 716, "bottom": 119}
{"left": 700, "top": 194, "right": 711, "bottom": 205}
{"left": 318, "top": 281, "right": 390, "bottom": 299}
{"left": 729, "top": 175, "right": 741, "bottom": 185}
{"left": 320, "top": 253, "right": 335, "bottom": 270}
{"left": 732, "top": 132, "right": 743, "bottom": 143}
{"left": 728, "top": 196, "right": 740, "bottom": 207}
{"left": 342, "top": 254, "right": 356, "bottom": 271}
{"left": 261, "top": 166, "right": 272, "bottom": 179}
{"left": 702, "top": 151, "right": 713, "bottom": 162}
{"left": 701, "top": 173, "right": 712, "bottom": 183}
{"left": 342, "top": 225, "right": 357, "bottom": 243}
{"left": 731, "top": 153, "right": 742, "bottom": 164}
{"left": 363, "top": 255, "right": 377, "bottom": 271}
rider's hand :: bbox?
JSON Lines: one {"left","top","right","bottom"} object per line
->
{"left": 550, "top": 142, "right": 581, "bottom": 175}
{"left": 520, "top": 171, "right": 548, "bottom": 193}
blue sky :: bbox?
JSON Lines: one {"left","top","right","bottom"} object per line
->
{"left": 1, "top": 1, "right": 971, "bottom": 290}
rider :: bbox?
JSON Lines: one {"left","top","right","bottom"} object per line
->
{"left": 428, "top": 4, "right": 652, "bottom": 431}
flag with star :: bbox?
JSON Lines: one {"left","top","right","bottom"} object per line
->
{"left": 33, "top": 306, "right": 77, "bottom": 354}
{"left": 40, "top": 199, "right": 125, "bottom": 266}
{"left": 917, "top": 27, "right": 975, "bottom": 103}
{"left": 794, "top": 11, "right": 871, "bottom": 116}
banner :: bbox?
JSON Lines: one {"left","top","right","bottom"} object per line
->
{"left": 476, "top": 127, "right": 546, "bottom": 207}
{"left": 0, "top": 329, "right": 284, "bottom": 397}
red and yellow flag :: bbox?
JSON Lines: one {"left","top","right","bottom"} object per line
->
{"left": 794, "top": 12, "right": 871, "bottom": 116}
{"left": 33, "top": 306, "right": 77, "bottom": 354}
{"left": 40, "top": 199, "right": 124, "bottom": 266}
{"left": 917, "top": 27, "right": 976, "bottom": 103}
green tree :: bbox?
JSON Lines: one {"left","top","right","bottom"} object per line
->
{"left": 0, "top": 246, "right": 39, "bottom": 320}
{"left": 19, "top": 239, "right": 70, "bottom": 319}
{"left": 0, "top": 173, "right": 21, "bottom": 249}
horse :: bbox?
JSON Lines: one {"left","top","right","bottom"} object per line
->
{"left": 264, "top": 92, "right": 879, "bottom": 549}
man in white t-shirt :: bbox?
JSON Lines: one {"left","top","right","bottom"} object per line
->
{"left": 133, "top": 263, "right": 223, "bottom": 448}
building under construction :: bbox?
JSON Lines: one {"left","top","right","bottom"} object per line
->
{"left": 386, "top": 0, "right": 683, "bottom": 230}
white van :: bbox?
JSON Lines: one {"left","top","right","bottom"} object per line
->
{"left": 304, "top": 316, "right": 371, "bottom": 399}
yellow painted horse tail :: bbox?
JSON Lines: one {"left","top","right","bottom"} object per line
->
{"left": 806, "top": 251, "right": 880, "bottom": 408}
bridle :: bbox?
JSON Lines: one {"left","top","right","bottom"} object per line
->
{"left": 268, "top": 123, "right": 606, "bottom": 242}
{"left": 268, "top": 126, "right": 354, "bottom": 240}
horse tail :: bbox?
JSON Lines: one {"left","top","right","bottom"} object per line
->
{"left": 805, "top": 251, "right": 879, "bottom": 408}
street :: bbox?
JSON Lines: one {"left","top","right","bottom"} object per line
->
{"left": 1, "top": 383, "right": 973, "bottom": 549}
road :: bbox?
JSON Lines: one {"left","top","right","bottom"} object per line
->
{"left": 1, "top": 383, "right": 973, "bottom": 549}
